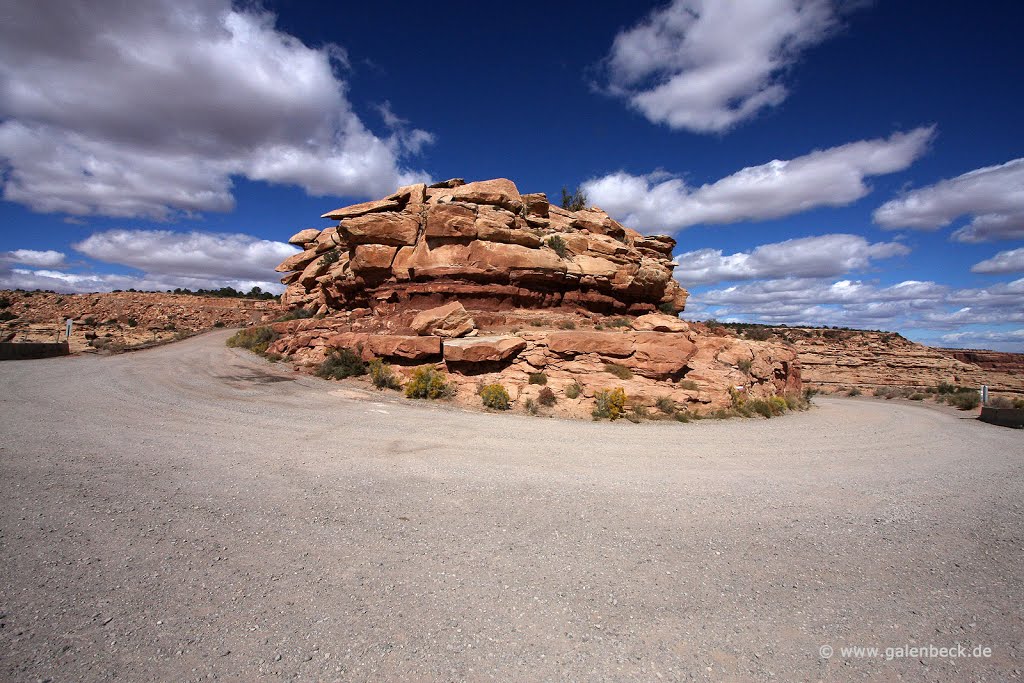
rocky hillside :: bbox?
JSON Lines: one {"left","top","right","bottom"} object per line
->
{"left": 747, "top": 327, "right": 1024, "bottom": 395}
{"left": 0, "top": 291, "right": 281, "bottom": 353}
{"left": 271, "top": 178, "right": 801, "bottom": 418}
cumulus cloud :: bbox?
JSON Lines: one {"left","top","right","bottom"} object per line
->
{"left": 0, "top": 0, "right": 432, "bottom": 219}
{"left": 940, "top": 329, "right": 1024, "bottom": 350}
{"left": 690, "top": 276, "right": 1024, "bottom": 344}
{"left": 583, "top": 128, "right": 934, "bottom": 232}
{"left": 0, "top": 267, "right": 281, "bottom": 296}
{"left": 74, "top": 230, "right": 298, "bottom": 282}
{"left": 971, "top": 247, "right": 1024, "bottom": 275}
{"left": 0, "top": 229, "right": 296, "bottom": 294}
{"left": 675, "top": 234, "right": 909, "bottom": 286}
{"left": 601, "top": 0, "right": 846, "bottom": 132}
{"left": 873, "top": 158, "right": 1024, "bottom": 242}
{"left": 3, "top": 249, "right": 66, "bottom": 268}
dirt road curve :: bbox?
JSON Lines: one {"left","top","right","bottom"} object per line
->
{"left": 1, "top": 331, "right": 1022, "bottom": 682}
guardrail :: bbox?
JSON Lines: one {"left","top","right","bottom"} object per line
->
{"left": 0, "top": 342, "right": 71, "bottom": 361}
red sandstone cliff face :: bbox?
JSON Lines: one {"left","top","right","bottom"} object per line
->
{"left": 936, "top": 348, "right": 1024, "bottom": 373}
{"left": 270, "top": 178, "right": 801, "bottom": 416}
{"left": 277, "top": 178, "right": 689, "bottom": 316}
{"left": 0, "top": 291, "right": 281, "bottom": 353}
{"left": 761, "top": 328, "right": 1024, "bottom": 395}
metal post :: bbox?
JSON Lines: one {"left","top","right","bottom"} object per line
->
{"left": 981, "top": 385, "right": 989, "bottom": 405}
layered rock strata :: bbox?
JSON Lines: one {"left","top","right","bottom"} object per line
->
{"left": 277, "top": 178, "right": 689, "bottom": 317}
{"left": 272, "top": 179, "right": 801, "bottom": 417}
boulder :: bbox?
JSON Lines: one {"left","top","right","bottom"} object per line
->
{"left": 631, "top": 313, "right": 689, "bottom": 333}
{"left": 411, "top": 302, "right": 476, "bottom": 338}
{"left": 288, "top": 228, "right": 321, "bottom": 246}
{"left": 322, "top": 197, "right": 402, "bottom": 220}
{"left": 366, "top": 335, "right": 441, "bottom": 360}
{"left": 443, "top": 335, "right": 527, "bottom": 363}
{"left": 441, "top": 178, "right": 523, "bottom": 213}
{"left": 547, "top": 331, "right": 633, "bottom": 358}
{"left": 339, "top": 212, "right": 420, "bottom": 246}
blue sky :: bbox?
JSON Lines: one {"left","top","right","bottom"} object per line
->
{"left": 1, "top": 1, "right": 1022, "bottom": 350}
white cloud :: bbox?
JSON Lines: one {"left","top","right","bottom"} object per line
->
{"left": 691, "top": 276, "right": 1024, "bottom": 336}
{"left": 675, "top": 234, "right": 909, "bottom": 286}
{"left": 601, "top": 0, "right": 844, "bottom": 132}
{"left": 583, "top": 128, "right": 934, "bottom": 231}
{"left": 3, "top": 249, "right": 66, "bottom": 268}
{"left": 0, "top": 229, "right": 296, "bottom": 294}
{"left": 74, "top": 230, "right": 298, "bottom": 282}
{"left": 0, "top": 0, "right": 432, "bottom": 219}
{"left": 0, "top": 267, "right": 281, "bottom": 296}
{"left": 971, "top": 247, "right": 1024, "bottom": 275}
{"left": 873, "top": 158, "right": 1024, "bottom": 242}
{"left": 940, "top": 329, "right": 1024, "bottom": 351}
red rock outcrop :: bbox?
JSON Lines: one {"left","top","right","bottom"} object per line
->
{"left": 270, "top": 179, "right": 802, "bottom": 418}
{"left": 277, "top": 178, "right": 689, "bottom": 317}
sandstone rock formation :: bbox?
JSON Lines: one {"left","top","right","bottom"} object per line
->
{"left": 271, "top": 178, "right": 801, "bottom": 417}
{"left": 278, "top": 178, "right": 689, "bottom": 317}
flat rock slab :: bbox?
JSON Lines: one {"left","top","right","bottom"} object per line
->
{"left": 443, "top": 335, "right": 526, "bottom": 363}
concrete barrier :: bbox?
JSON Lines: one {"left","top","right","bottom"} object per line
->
{"left": 0, "top": 342, "right": 70, "bottom": 361}
{"left": 980, "top": 406, "right": 1024, "bottom": 429}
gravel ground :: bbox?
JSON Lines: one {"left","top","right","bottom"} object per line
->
{"left": 1, "top": 330, "right": 1022, "bottom": 682}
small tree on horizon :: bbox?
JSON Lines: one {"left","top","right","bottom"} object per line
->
{"left": 561, "top": 186, "right": 587, "bottom": 212}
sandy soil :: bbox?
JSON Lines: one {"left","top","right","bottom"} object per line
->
{"left": 1, "top": 330, "right": 1022, "bottom": 682}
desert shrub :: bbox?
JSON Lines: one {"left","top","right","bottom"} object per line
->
{"left": 847, "top": 387, "right": 862, "bottom": 397}
{"left": 744, "top": 328, "right": 772, "bottom": 341}
{"left": 989, "top": 396, "right": 1014, "bottom": 408}
{"left": 657, "top": 302, "right": 676, "bottom": 315}
{"left": 607, "top": 317, "right": 630, "bottom": 328}
{"left": 592, "top": 388, "right": 627, "bottom": 420}
{"left": 318, "top": 249, "right": 341, "bottom": 267}
{"left": 769, "top": 396, "right": 788, "bottom": 414}
{"left": 480, "top": 383, "right": 511, "bottom": 410}
{"left": 529, "top": 319, "right": 545, "bottom": 327}
{"left": 538, "top": 387, "right": 556, "bottom": 406}
{"left": 405, "top": 367, "right": 456, "bottom": 399}
{"left": 630, "top": 404, "right": 650, "bottom": 421}
{"left": 747, "top": 399, "right": 774, "bottom": 418}
{"left": 316, "top": 348, "right": 366, "bottom": 380}
{"left": 528, "top": 372, "right": 548, "bottom": 385}
{"left": 560, "top": 186, "right": 587, "bottom": 211}
{"left": 213, "top": 321, "right": 225, "bottom": 328}
{"left": 936, "top": 382, "right": 975, "bottom": 395}
{"left": 558, "top": 320, "right": 576, "bottom": 330}
{"left": 673, "top": 410, "right": 691, "bottom": 423}
{"left": 604, "top": 363, "right": 633, "bottom": 379}
{"left": 803, "top": 387, "right": 818, "bottom": 401}
{"left": 678, "top": 379, "right": 699, "bottom": 391}
{"left": 0, "top": 311, "right": 16, "bottom": 321}
{"left": 275, "top": 307, "right": 315, "bottom": 322}
{"left": 226, "top": 326, "right": 278, "bottom": 355}
{"left": 264, "top": 353, "right": 283, "bottom": 362}
{"left": 369, "top": 358, "right": 402, "bottom": 390}
{"left": 0, "top": 296, "right": 9, "bottom": 309}
{"left": 1015, "top": 398, "right": 1024, "bottom": 410}
{"left": 127, "top": 318, "right": 138, "bottom": 327}
{"left": 737, "top": 358, "right": 753, "bottom": 373}
{"left": 546, "top": 235, "right": 568, "bottom": 258}
{"left": 948, "top": 392, "right": 980, "bottom": 410}
{"left": 565, "top": 382, "right": 583, "bottom": 399}
{"left": 83, "top": 316, "right": 96, "bottom": 326}
{"left": 524, "top": 398, "right": 539, "bottom": 415}
{"left": 909, "top": 393, "right": 927, "bottom": 401}
{"left": 656, "top": 397, "right": 676, "bottom": 414}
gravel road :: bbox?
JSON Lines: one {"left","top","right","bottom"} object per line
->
{"left": 1, "top": 330, "right": 1022, "bottom": 682}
